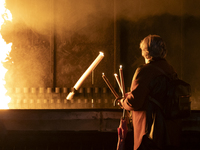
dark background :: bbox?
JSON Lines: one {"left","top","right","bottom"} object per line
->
{"left": 1, "top": 0, "right": 200, "bottom": 109}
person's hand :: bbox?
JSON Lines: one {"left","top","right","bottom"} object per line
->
{"left": 114, "top": 97, "right": 122, "bottom": 107}
{"left": 115, "top": 98, "right": 125, "bottom": 109}
{"left": 119, "top": 98, "right": 124, "bottom": 108}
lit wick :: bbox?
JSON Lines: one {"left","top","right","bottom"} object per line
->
{"left": 102, "top": 73, "right": 119, "bottom": 98}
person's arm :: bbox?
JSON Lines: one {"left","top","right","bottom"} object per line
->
{"left": 119, "top": 66, "right": 150, "bottom": 111}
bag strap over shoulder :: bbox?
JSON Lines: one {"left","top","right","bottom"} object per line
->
{"left": 149, "top": 96, "right": 163, "bottom": 110}
{"left": 150, "top": 63, "right": 179, "bottom": 81}
{"left": 148, "top": 64, "right": 169, "bottom": 111}
{"left": 149, "top": 64, "right": 171, "bottom": 79}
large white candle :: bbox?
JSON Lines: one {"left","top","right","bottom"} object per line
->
{"left": 74, "top": 52, "right": 104, "bottom": 90}
{"left": 66, "top": 52, "right": 104, "bottom": 100}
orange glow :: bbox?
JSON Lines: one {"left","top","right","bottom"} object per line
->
{"left": 0, "top": 0, "right": 12, "bottom": 109}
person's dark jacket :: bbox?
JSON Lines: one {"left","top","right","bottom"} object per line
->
{"left": 121, "top": 58, "right": 182, "bottom": 150}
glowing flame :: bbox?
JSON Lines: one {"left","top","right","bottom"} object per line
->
{"left": 0, "top": 0, "right": 12, "bottom": 109}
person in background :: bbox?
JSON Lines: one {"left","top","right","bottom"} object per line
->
{"left": 118, "top": 35, "right": 182, "bottom": 150}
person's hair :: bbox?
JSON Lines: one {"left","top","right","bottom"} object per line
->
{"left": 140, "top": 34, "right": 167, "bottom": 60}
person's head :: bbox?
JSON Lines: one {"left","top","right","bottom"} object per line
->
{"left": 140, "top": 35, "right": 167, "bottom": 63}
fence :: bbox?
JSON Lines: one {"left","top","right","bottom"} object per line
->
{"left": 6, "top": 87, "right": 128, "bottom": 109}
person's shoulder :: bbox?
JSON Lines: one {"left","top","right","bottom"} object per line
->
{"left": 135, "top": 64, "right": 146, "bottom": 72}
{"left": 138, "top": 63, "right": 155, "bottom": 70}
{"left": 135, "top": 63, "right": 153, "bottom": 75}
{"left": 137, "top": 64, "right": 145, "bottom": 70}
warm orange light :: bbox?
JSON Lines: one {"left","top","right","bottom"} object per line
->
{"left": 0, "top": 0, "right": 12, "bottom": 109}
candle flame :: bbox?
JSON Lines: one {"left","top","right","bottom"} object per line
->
{"left": 120, "top": 65, "right": 122, "bottom": 69}
{"left": 99, "top": 51, "right": 104, "bottom": 56}
{"left": 0, "top": 0, "right": 12, "bottom": 109}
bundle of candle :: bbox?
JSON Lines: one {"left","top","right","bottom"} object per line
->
{"left": 102, "top": 65, "right": 126, "bottom": 118}
{"left": 102, "top": 73, "right": 119, "bottom": 98}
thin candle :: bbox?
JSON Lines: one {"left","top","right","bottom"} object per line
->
{"left": 119, "top": 65, "right": 125, "bottom": 97}
{"left": 119, "top": 65, "right": 126, "bottom": 119}
{"left": 114, "top": 73, "right": 123, "bottom": 94}
{"left": 102, "top": 73, "right": 119, "bottom": 98}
